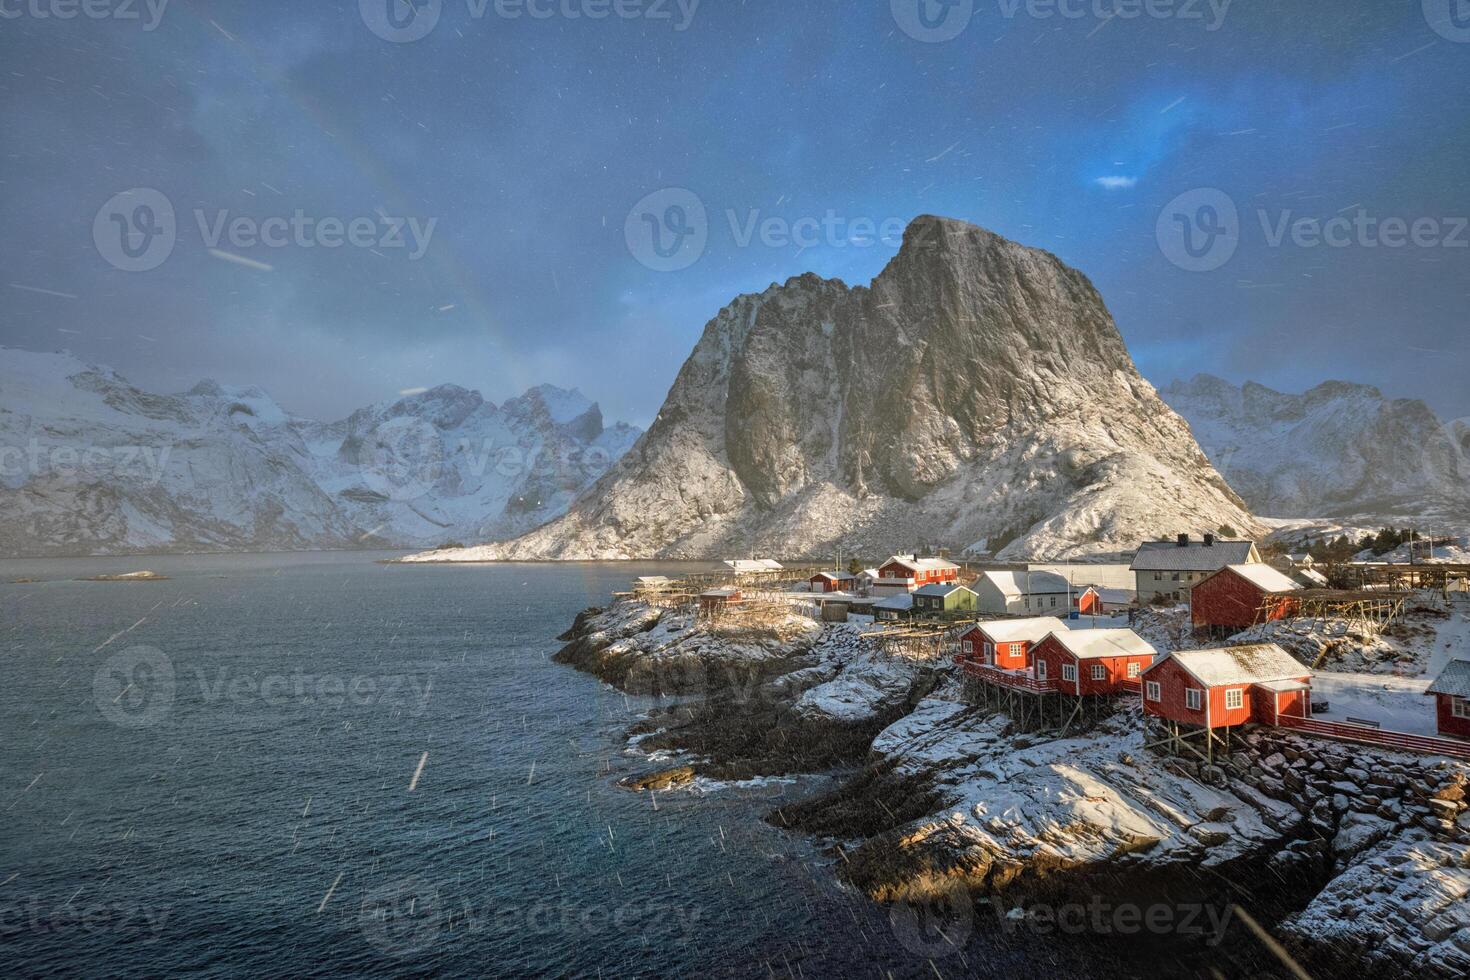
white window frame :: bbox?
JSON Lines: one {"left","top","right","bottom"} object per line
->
{"left": 1090, "top": 663, "right": 1106, "bottom": 681}
{"left": 1185, "top": 688, "right": 1203, "bottom": 711}
{"left": 1062, "top": 663, "right": 1078, "bottom": 682}
{"left": 962, "top": 640, "right": 973, "bottom": 654}
{"left": 1453, "top": 697, "right": 1470, "bottom": 719}
{"left": 1128, "top": 662, "right": 1142, "bottom": 678}
{"left": 1145, "top": 680, "right": 1161, "bottom": 702}
{"left": 1225, "top": 688, "right": 1244, "bottom": 711}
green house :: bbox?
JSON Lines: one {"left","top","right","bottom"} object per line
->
{"left": 912, "top": 583, "right": 977, "bottom": 615}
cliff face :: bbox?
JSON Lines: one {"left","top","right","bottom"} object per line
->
{"left": 1162, "top": 374, "right": 1468, "bottom": 519}
{"left": 427, "top": 215, "right": 1256, "bottom": 561}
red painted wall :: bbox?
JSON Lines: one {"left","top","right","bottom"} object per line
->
{"left": 1144, "top": 656, "right": 1310, "bottom": 729}
{"left": 1437, "top": 695, "right": 1470, "bottom": 739}
{"left": 1030, "top": 635, "right": 1150, "bottom": 696}
{"left": 957, "top": 627, "right": 1030, "bottom": 670}
{"left": 1190, "top": 568, "right": 1299, "bottom": 631}
{"left": 1076, "top": 590, "right": 1101, "bottom": 615}
{"left": 879, "top": 561, "right": 958, "bottom": 587}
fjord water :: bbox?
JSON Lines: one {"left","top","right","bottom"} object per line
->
{"left": 1, "top": 553, "right": 1166, "bottom": 977}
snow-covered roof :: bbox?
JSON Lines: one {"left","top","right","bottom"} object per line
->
{"left": 1427, "top": 660, "right": 1470, "bottom": 698}
{"left": 874, "top": 594, "right": 914, "bottom": 611}
{"left": 635, "top": 575, "right": 673, "bottom": 586}
{"left": 1090, "top": 587, "right": 1135, "bottom": 605}
{"left": 724, "top": 559, "right": 782, "bottom": 572}
{"left": 1048, "top": 629, "right": 1156, "bottom": 660}
{"left": 1254, "top": 678, "right": 1311, "bottom": 693}
{"left": 913, "top": 583, "right": 975, "bottom": 598}
{"left": 973, "top": 617, "right": 1070, "bottom": 644}
{"left": 701, "top": 587, "right": 741, "bottom": 598}
{"left": 812, "top": 570, "right": 856, "bottom": 580}
{"left": 975, "top": 570, "right": 1070, "bottom": 596}
{"left": 1130, "top": 540, "right": 1256, "bottom": 572}
{"left": 1216, "top": 563, "right": 1300, "bottom": 594}
{"left": 883, "top": 555, "right": 961, "bottom": 573}
{"left": 1149, "top": 644, "right": 1310, "bottom": 687}
{"left": 1296, "top": 568, "right": 1329, "bottom": 587}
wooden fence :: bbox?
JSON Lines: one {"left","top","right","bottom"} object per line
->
{"left": 1277, "top": 715, "right": 1470, "bottom": 760}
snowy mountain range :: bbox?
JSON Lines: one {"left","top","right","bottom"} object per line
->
{"left": 1161, "top": 374, "right": 1469, "bottom": 521}
{"left": 0, "top": 348, "right": 638, "bottom": 556}
{"left": 408, "top": 216, "right": 1259, "bottom": 562}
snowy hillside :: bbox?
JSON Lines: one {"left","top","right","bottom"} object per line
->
{"left": 408, "top": 216, "right": 1258, "bottom": 562}
{"left": 0, "top": 348, "right": 637, "bottom": 556}
{"left": 1162, "top": 374, "right": 1467, "bottom": 520}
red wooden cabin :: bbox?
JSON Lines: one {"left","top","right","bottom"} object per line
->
{"left": 957, "top": 617, "right": 1069, "bottom": 672}
{"left": 1141, "top": 644, "right": 1312, "bottom": 730}
{"left": 698, "top": 588, "right": 742, "bottom": 614}
{"left": 1074, "top": 588, "right": 1101, "bottom": 615}
{"left": 1426, "top": 660, "right": 1470, "bottom": 740}
{"left": 875, "top": 556, "right": 960, "bottom": 591}
{"left": 1030, "top": 629, "right": 1156, "bottom": 695}
{"left": 809, "top": 571, "right": 856, "bottom": 593}
{"left": 1190, "top": 564, "right": 1300, "bottom": 633}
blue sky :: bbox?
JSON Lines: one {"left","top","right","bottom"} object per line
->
{"left": 2, "top": 0, "right": 1468, "bottom": 426}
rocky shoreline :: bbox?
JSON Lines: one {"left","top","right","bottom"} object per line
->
{"left": 556, "top": 598, "right": 1470, "bottom": 976}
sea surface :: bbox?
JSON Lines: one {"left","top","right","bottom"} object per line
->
{"left": 0, "top": 552, "right": 1243, "bottom": 977}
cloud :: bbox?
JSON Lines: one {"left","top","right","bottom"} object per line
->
{"left": 1094, "top": 176, "right": 1139, "bottom": 190}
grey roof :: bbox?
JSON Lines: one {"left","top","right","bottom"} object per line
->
{"left": 874, "top": 594, "right": 915, "bottom": 610}
{"left": 1427, "top": 660, "right": 1470, "bottom": 698}
{"left": 913, "top": 583, "right": 974, "bottom": 598}
{"left": 1130, "top": 540, "right": 1255, "bottom": 572}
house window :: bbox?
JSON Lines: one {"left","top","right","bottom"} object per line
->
{"left": 1127, "top": 662, "right": 1141, "bottom": 678}
{"left": 1050, "top": 597, "right": 1058, "bottom": 608}
{"left": 1062, "top": 663, "right": 1078, "bottom": 682}
{"left": 1154, "top": 572, "right": 1162, "bottom": 582}
{"left": 1090, "top": 664, "right": 1106, "bottom": 680}
{"left": 1145, "top": 681, "right": 1161, "bottom": 701}
{"left": 962, "top": 641, "right": 973, "bottom": 654}
{"left": 1225, "top": 689, "right": 1244, "bottom": 711}
{"left": 1171, "top": 572, "right": 1180, "bottom": 582}
{"left": 1453, "top": 697, "right": 1470, "bottom": 719}
{"left": 1024, "top": 597, "right": 1030, "bottom": 609}
{"left": 1185, "top": 689, "right": 1203, "bottom": 711}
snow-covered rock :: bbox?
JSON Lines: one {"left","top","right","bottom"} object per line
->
{"left": 1162, "top": 373, "right": 1468, "bottom": 521}
{"left": 0, "top": 347, "right": 638, "bottom": 555}
{"left": 411, "top": 216, "right": 1257, "bottom": 562}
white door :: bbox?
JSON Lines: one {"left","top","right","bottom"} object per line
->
{"left": 1036, "top": 659, "right": 1047, "bottom": 680}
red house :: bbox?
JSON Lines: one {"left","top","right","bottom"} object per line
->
{"left": 957, "top": 617, "right": 1069, "bottom": 672}
{"left": 1142, "top": 644, "right": 1312, "bottom": 730}
{"left": 1190, "top": 564, "right": 1301, "bottom": 634}
{"left": 698, "top": 588, "right": 741, "bottom": 615}
{"left": 809, "top": 571, "right": 856, "bottom": 593}
{"left": 873, "top": 556, "right": 961, "bottom": 593}
{"left": 1073, "top": 587, "right": 1102, "bottom": 616}
{"left": 1426, "top": 660, "right": 1470, "bottom": 740}
{"left": 1030, "top": 629, "right": 1157, "bottom": 695}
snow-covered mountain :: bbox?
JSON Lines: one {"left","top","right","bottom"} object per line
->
{"left": 409, "top": 216, "right": 1258, "bottom": 562}
{"left": 0, "top": 348, "right": 638, "bottom": 556}
{"left": 1161, "top": 374, "right": 1468, "bottom": 520}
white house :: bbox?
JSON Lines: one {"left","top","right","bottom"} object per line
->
{"left": 971, "top": 570, "right": 1074, "bottom": 616}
